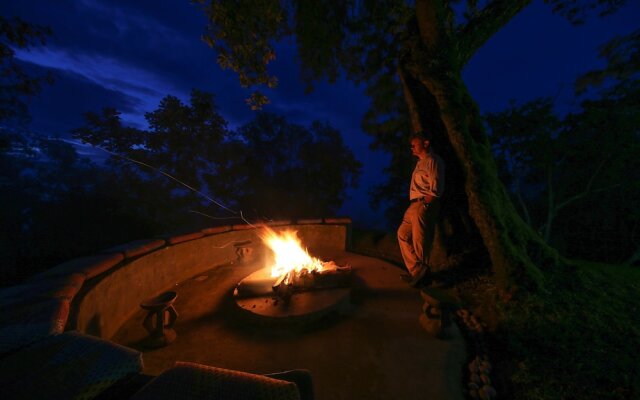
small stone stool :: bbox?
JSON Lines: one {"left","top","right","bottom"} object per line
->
{"left": 140, "top": 291, "right": 178, "bottom": 348}
{"left": 418, "top": 288, "right": 457, "bottom": 339}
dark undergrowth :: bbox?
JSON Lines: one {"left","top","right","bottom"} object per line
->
{"left": 352, "top": 228, "right": 640, "bottom": 400}
{"left": 492, "top": 261, "right": 640, "bottom": 400}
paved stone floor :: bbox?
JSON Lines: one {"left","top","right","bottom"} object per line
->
{"left": 113, "top": 249, "right": 466, "bottom": 400}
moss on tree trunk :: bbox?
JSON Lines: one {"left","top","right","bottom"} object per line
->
{"left": 423, "top": 72, "right": 557, "bottom": 292}
{"left": 397, "top": 0, "right": 561, "bottom": 293}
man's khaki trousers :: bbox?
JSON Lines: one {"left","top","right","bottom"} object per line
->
{"left": 397, "top": 200, "right": 440, "bottom": 276}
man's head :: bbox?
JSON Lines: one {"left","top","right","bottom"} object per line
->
{"left": 410, "top": 132, "right": 431, "bottom": 158}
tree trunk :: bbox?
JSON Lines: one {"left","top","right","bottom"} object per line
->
{"left": 398, "top": 63, "right": 487, "bottom": 272}
{"left": 421, "top": 72, "right": 553, "bottom": 291}
{"left": 397, "top": 0, "right": 559, "bottom": 293}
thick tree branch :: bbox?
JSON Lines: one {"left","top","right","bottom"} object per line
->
{"left": 457, "top": 0, "right": 532, "bottom": 65}
{"left": 625, "top": 246, "right": 640, "bottom": 265}
{"left": 555, "top": 156, "right": 611, "bottom": 212}
{"left": 514, "top": 179, "right": 532, "bottom": 227}
{"left": 415, "top": 0, "right": 446, "bottom": 50}
{"left": 398, "top": 64, "right": 423, "bottom": 133}
{"left": 555, "top": 184, "right": 620, "bottom": 212}
{"left": 539, "top": 156, "right": 619, "bottom": 243}
{"left": 543, "top": 165, "right": 555, "bottom": 243}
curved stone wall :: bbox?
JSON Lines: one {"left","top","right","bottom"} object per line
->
{"left": 0, "top": 218, "right": 351, "bottom": 354}
{"left": 71, "top": 219, "right": 351, "bottom": 340}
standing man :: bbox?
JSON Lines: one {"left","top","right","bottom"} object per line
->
{"left": 398, "top": 132, "right": 445, "bottom": 287}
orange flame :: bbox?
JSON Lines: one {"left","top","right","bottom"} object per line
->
{"left": 260, "top": 228, "right": 324, "bottom": 278}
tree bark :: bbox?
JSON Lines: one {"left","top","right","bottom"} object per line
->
{"left": 421, "top": 71, "right": 553, "bottom": 291}
{"left": 402, "top": 0, "right": 559, "bottom": 292}
{"left": 398, "top": 58, "right": 487, "bottom": 272}
{"left": 398, "top": 65, "right": 424, "bottom": 134}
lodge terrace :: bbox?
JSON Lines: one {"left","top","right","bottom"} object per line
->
{"left": 0, "top": 218, "right": 470, "bottom": 400}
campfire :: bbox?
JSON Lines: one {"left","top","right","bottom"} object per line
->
{"left": 234, "top": 228, "right": 352, "bottom": 302}
{"left": 264, "top": 229, "right": 326, "bottom": 279}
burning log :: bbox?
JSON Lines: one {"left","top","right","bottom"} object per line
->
{"left": 272, "top": 271, "right": 294, "bottom": 303}
{"left": 235, "top": 228, "right": 352, "bottom": 302}
{"left": 235, "top": 262, "right": 352, "bottom": 300}
{"left": 272, "top": 262, "right": 352, "bottom": 295}
{"left": 272, "top": 270, "right": 291, "bottom": 288}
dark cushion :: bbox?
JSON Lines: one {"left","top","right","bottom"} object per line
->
{"left": 0, "top": 331, "right": 143, "bottom": 399}
{"left": 0, "top": 298, "right": 70, "bottom": 354}
{"left": 131, "top": 362, "right": 302, "bottom": 400}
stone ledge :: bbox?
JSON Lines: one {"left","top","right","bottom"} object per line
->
{"left": 3, "top": 273, "right": 85, "bottom": 306}
{"left": 297, "top": 218, "right": 323, "bottom": 224}
{"left": 201, "top": 225, "right": 231, "bottom": 235}
{"left": 37, "top": 253, "right": 125, "bottom": 280}
{"left": 323, "top": 217, "right": 352, "bottom": 224}
{"left": 267, "top": 219, "right": 293, "bottom": 227}
{"left": 167, "top": 232, "right": 205, "bottom": 245}
{"left": 103, "top": 239, "right": 165, "bottom": 259}
{"left": 231, "top": 223, "right": 256, "bottom": 231}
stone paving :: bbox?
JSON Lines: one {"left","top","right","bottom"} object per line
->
{"left": 113, "top": 250, "right": 466, "bottom": 400}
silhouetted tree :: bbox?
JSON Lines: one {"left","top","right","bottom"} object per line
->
{"left": 73, "top": 90, "right": 230, "bottom": 231}
{"left": 0, "top": 131, "right": 155, "bottom": 286}
{"left": 0, "top": 16, "right": 52, "bottom": 123}
{"left": 196, "top": 0, "right": 629, "bottom": 291}
{"left": 487, "top": 94, "right": 639, "bottom": 264}
{"left": 575, "top": 28, "right": 639, "bottom": 93}
{"left": 486, "top": 26, "right": 640, "bottom": 265}
{"left": 223, "top": 113, "right": 361, "bottom": 218}
{"left": 487, "top": 99, "right": 563, "bottom": 244}
{"left": 561, "top": 89, "right": 640, "bottom": 264}
{"left": 74, "top": 90, "right": 361, "bottom": 226}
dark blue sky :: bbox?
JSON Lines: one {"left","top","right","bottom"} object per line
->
{"left": 2, "top": 0, "right": 638, "bottom": 229}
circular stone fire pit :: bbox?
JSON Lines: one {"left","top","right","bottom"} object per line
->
{"left": 233, "top": 266, "right": 352, "bottom": 322}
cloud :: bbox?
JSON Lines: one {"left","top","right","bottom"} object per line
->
{"left": 14, "top": 46, "right": 187, "bottom": 127}
{"left": 19, "top": 65, "right": 142, "bottom": 136}
{"left": 77, "top": 0, "right": 193, "bottom": 50}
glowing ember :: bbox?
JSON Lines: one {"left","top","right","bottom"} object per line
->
{"left": 261, "top": 229, "right": 325, "bottom": 278}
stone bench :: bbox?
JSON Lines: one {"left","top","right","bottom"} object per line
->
{"left": 0, "top": 218, "right": 350, "bottom": 399}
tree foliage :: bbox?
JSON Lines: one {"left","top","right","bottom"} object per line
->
{"left": 543, "top": 0, "right": 627, "bottom": 24}
{"left": 487, "top": 27, "right": 640, "bottom": 265}
{"left": 487, "top": 99, "right": 563, "bottom": 240}
{"left": 0, "top": 130, "right": 152, "bottom": 286}
{"left": 195, "top": 0, "right": 409, "bottom": 107}
{"left": 1, "top": 88, "right": 360, "bottom": 286}
{"left": 575, "top": 28, "right": 639, "bottom": 93}
{"left": 487, "top": 92, "right": 640, "bottom": 264}
{"left": 0, "top": 16, "right": 52, "bottom": 123}
{"left": 226, "top": 113, "right": 361, "bottom": 218}
{"left": 195, "top": 0, "right": 633, "bottom": 292}
{"left": 561, "top": 88, "right": 640, "bottom": 264}
{"left": 73, "top": 90, "right": 235, "bottom": 230}
{"left": 73, "top": 90, "right": 361, "bottom": 224}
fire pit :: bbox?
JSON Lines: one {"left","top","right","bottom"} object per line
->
{"left": 233, "top": 229, "right": 353, "bottom": 322}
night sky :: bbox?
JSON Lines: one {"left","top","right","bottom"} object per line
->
{"left": 2, "top": 0, "right": 638, "bottom": 229}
